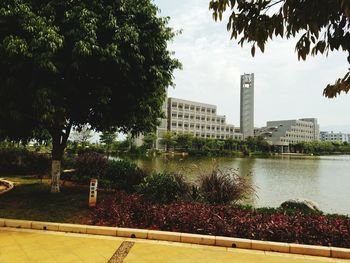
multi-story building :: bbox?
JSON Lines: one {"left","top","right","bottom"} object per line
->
{"left": 240, "top": 73, "right": 254, "bottom": 139}
{"left": 300, "top": 118, "right": 320, "bottom": 141}
{"left": 320, "top": 131, "right": 350, "bottom": 143}
{"left": 167, "top": 97, "right": 242, "bottom": 140}
{"left": 263, "top": 118, "right": 320, "bottom": 146}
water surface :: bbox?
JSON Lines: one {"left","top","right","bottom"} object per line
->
{"left": 123, "top": 155, "right": 350, "bottom": 215}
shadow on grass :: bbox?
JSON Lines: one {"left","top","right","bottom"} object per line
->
{"left": 0, "top": 179, "right": 112, "bottom": 224}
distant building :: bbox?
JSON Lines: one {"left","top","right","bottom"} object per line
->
{"left": 300, "top": 118, "right": 320, "bottom": 142}
{"left": 240, "top": 73, "right": 254, "bottom": 139}
{"left": 264, "top": 118, "right": 320, "bottom": 146}
{"left": 320, "top": 131, "right": 350, "bottom": 143}
{"left": 166, "top": 97, "right": 242, "bottom": 141}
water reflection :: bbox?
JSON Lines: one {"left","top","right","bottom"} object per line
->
{"left": 122, "top": 155, "right": 350, "bottom": 215}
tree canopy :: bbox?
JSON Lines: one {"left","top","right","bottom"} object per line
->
{"left": 209, "top": 0, "right": 350, "bottom": 98}
{"left": 0, "top": 0, "right": 180, "bottom": 192}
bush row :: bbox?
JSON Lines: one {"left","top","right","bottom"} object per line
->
{"left": 90, "top": 192, "right": 350, "bottom": 248}
{"left": 74, "top": 153, "right": 146, "bottom": 192}
{"left": 74, "top": 153, "right": 254, "bottom": 205}
{"left": 0, "top": 148, "right": 50, "bottom": 174}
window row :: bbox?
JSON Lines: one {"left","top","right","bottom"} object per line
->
{"left": 171, "top": 122, "right": 234, "bottom": 132}
{"left": 171, "top": 103, "right": 216, "bottom": 114}
{"left": 171, "top": 114, "right": 225, "bottom": 123}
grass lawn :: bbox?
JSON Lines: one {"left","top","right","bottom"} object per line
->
{"left": 0, "top": 174, "right": 113, "bottom": 224}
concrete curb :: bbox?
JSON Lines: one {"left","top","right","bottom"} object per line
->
{"left": 0, "top": 218, "right": 349, "bottom": 259}
{"left": 0, "top": 179, "right": 14, "bottom": 195}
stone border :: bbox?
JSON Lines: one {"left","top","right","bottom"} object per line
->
{"left": 0, "top": 179, "right": 14, "bottom": 195}
{"left": 0, "top": 218, "right": 349, "bottom": 259}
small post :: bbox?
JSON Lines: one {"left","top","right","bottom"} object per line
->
{"left": 89, "top": 178, "right": 98, "bottom": 207}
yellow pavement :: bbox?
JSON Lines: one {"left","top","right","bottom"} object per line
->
{"left": 0, "top": 228, "right": 347, "bottom": 263}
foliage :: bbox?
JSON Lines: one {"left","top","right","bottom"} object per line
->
{"left": 75, "top": 153, "right": 108, "bottom": 183}
{"left": 176, "top": 133, "right": 194, "bottom": 150}
{"left": 0, "top": 0, "right": 180, "bottom": 192}
{"left": 100, "top": 130, "right": 117, "bottom": 158}
{"left": 137, "top": 172, "right": 190, "bottom": 204}
{"left": 290, "top": 141, "right": 350, "bottom": 154}
{"left": 0, "top": 148, "right": 50, "bottom": 175}
{"left": 74, "top": 154, "right": 145, "bottom": 192}
{"left": 91, "top": 193, "right": 350, "bottom": 248}
{"left": 160, "top": 131, "right": 177, "bottom": 151}
{"left": 70, "top": 126, "right": 93, "bottom": 147}
{"left": 105, "top": 160, "right": 146, "bottom": 193}
{"left": 158, "top": 132, "right": 272, "bottom": 156}
{"left": 142, "top": 133, "right": 157, "bottom": 150}
{"left": 209, "top": 0, "right": 350, "bottom": 98}
{"left": 197, "top": 163, "right": 255, "bottom": 204}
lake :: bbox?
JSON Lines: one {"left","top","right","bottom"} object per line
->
{"left": 124, "top": 155, "right": 350, "bottom": 215}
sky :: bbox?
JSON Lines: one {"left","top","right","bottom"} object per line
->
{"left": 153, "top": 0, "right": 350, "bottom": 132}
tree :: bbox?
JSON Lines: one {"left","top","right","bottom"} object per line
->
{"left": 0, "top": 0, "right": 180, "bottom": 193}
{"left": 142, "top": 132, "right": 157, "bottom": 150}
{"left": 160, "top": 131, "right": 176, "bottom": 151}
{"left": 175, "top": 133, "right": 194, "bottom": 151}
{"left": 100, "top": 130, "right": 117, "bottom": 159}
{"left": 209, "top": 0, "right": 350, "bottom": 98}
{"left": 70, "top": 125, "right": 93, "bottom": 147}
{"left": 192, "top": 137, "right": 206, "bottom": 150}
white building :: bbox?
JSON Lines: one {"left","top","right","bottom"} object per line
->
{"left": 320, "top": 131, "right": 350, "bottom": 143}
{"left": 240, "top": 73, "right": 254, "bottom": 139}
{"left": 263, "top": 118, "right": 320, "bottom": 146}
{"left": 167, "top": 97, "right": 242, "bottom": 140}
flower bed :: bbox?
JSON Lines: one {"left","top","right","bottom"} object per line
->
{"left": 90, "top": 192, "right": 350, "bottom": 248}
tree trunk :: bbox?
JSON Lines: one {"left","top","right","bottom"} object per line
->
{"left": 51, "top": 140, "right": 65, "bottom": 193}
{"left": 51, "top": 159, "right": 61, "bottom": 193}
{"left": 50, "top": 123, "right": 72, "bottom": 193}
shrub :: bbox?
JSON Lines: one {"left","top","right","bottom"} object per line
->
{"left": 0, "top": 148, "right": 50, "bottom": 174}
{"left": 91, "top": 192, "right": 152, "bottom": 228}
{"left": 137, "top": 172, "right": 190, "bottom": 204}
{"left": 75, "top": 152, "right": 108, "bottom": 183}
{"left": 90, "top": 193, "right": 350, "bottom": 248}
{"left": 105, "top": 160, "right": 146, "bottom": 193}
{"left": 22, "top": 152, "right": 50, "bottom": 175}
{"left": 198, "top": 163, "right": 255, "bottom": 205}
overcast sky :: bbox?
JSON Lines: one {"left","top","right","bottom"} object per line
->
{"left": 154, "top": 0, "right": 350, "bottom": 132}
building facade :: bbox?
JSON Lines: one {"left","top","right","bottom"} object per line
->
{"left": 240, "top": 73, "right": 254, "bottom": 139}
{"left": 320, "top": 131, "right": 350, "bottom": 143}
{"left": 167, "top": 97, "right": 242, "bottom": 140}
{"left": 264, "top": 118, "right": 320, "bottom": 146}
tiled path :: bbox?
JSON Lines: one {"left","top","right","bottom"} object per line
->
{"left": 0, "top": 228, "right": 347, "bottom": 263}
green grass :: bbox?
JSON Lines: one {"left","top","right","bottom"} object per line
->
{"left": 0, "top": 174, "right": 113, "bottom": 223}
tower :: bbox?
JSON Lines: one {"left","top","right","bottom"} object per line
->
{"left": 240, "top": 73, "right": 254, "bottom": 139}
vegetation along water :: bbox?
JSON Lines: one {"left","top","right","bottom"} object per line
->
{"left": 121, "top": 155, "right": 350, "bottom": 215}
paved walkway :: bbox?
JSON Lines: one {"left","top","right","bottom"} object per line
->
{"left": 0, "top": 228, "right": 347, "bottom": 263}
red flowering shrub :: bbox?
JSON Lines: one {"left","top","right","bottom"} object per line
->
{"left": 90, "top": 192, "right": 350, "bottom": 248}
